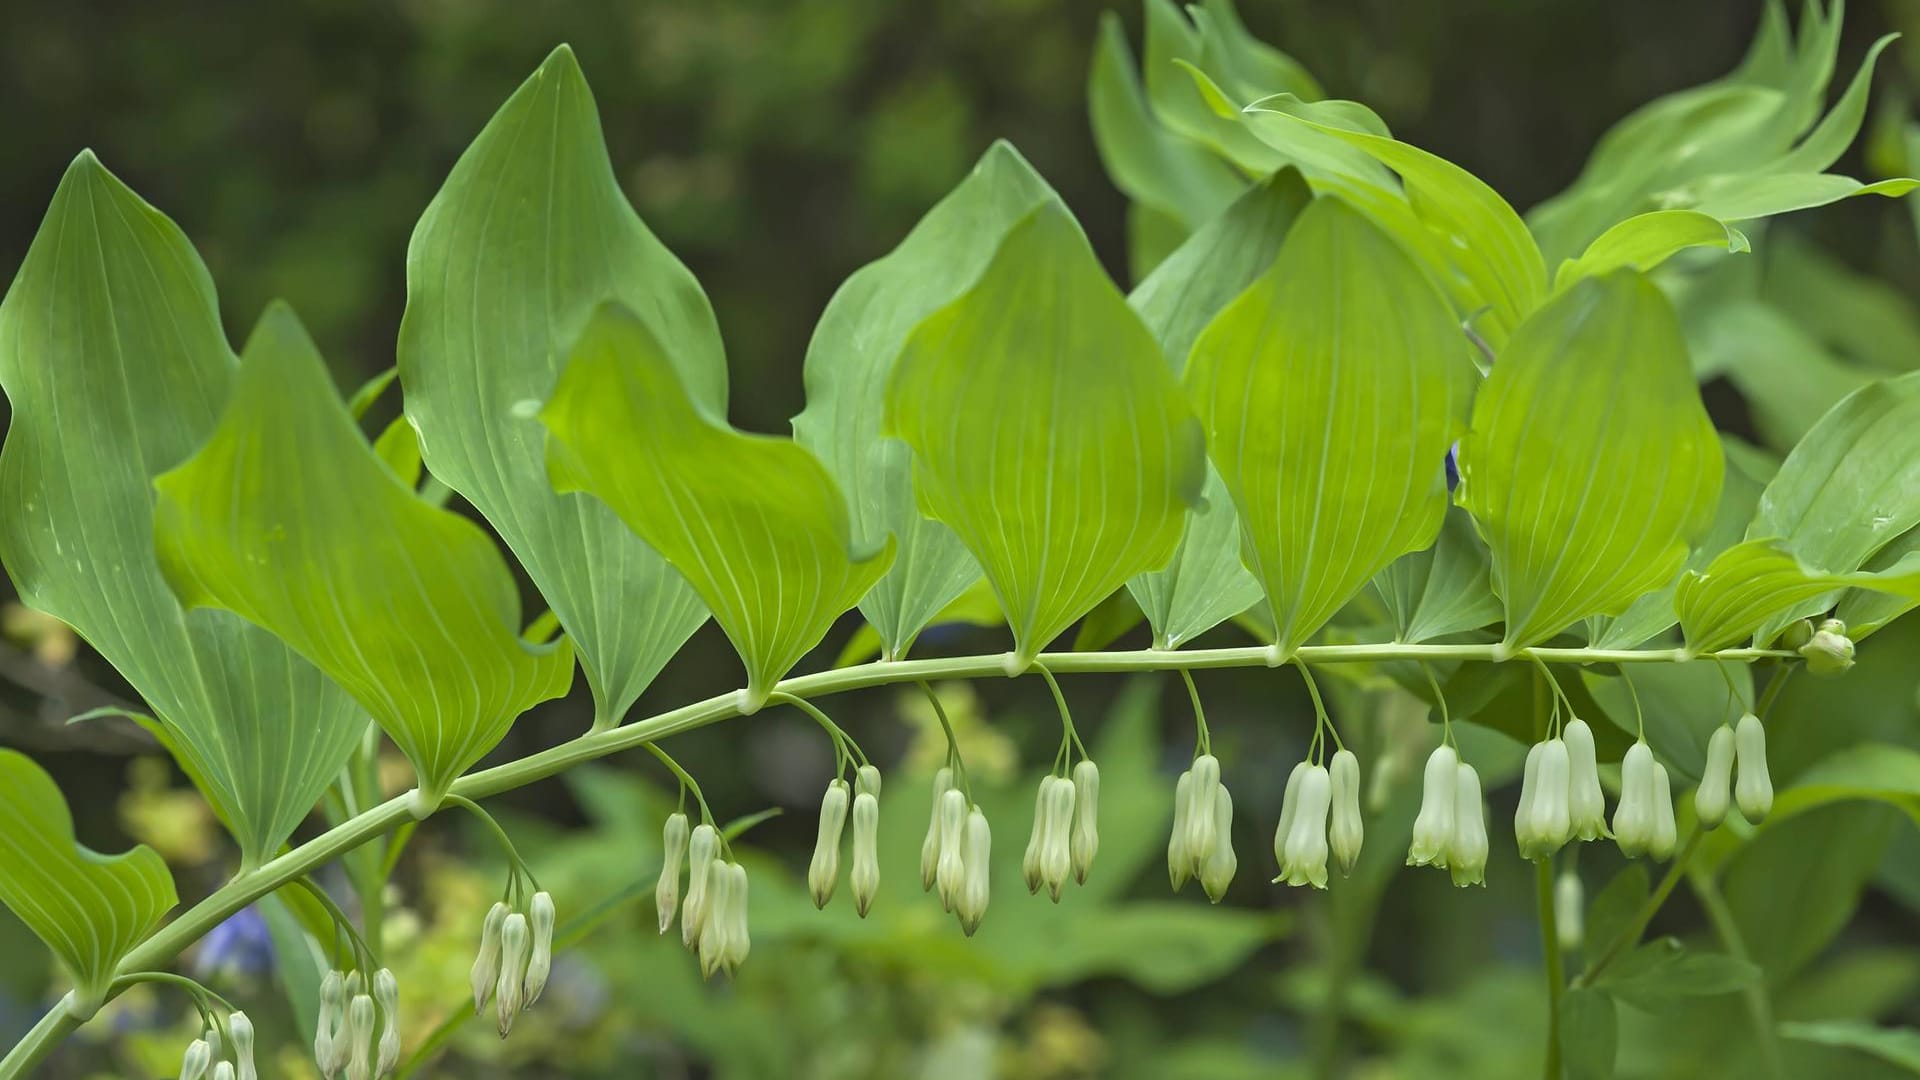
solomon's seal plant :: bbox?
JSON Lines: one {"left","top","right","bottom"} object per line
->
{"left": 0, "top": 1, "right": 1918, "bottom": 1077}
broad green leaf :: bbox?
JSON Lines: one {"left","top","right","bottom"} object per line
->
{"left": 885, "top": 204, "right": 1204, "bottom": 666}
{"left": 544, "top": 303, "right": 893, "bottom": 707}
{"left": 1768, "top": 743, "right": 1920, "bottom": 828}
{"left": 1087, "top": 12, "right": 1243, "bottom": 241}
{"left": 1072, "top": 588, "right": 1147, "bottom": 652}
{"left": 1675, "top": 540, "right": 1920, "bottom": 652}
{"left": 1584, "top": 864, "right": 1652, "bottom": 967}
{"left": 154, "top": 303, "right": 574, "bottom": 809}
{"left": 1676, "top": 174, "right": 1916, "bottom": 222}
{"left": 1594, "top": 938, "right": 1760, "bottom": 1008}
{"left": 1837, "top": 525, "right": 1920, "bottom": 638}
{"left": 1723, "top": 802, "right": 1896, "bottom": 979}
{"left": 1559, "top": 987, "right": 1618, "bottom": 1080}
{"left": 0, "top": 749, "right": 176, "bottom": 1007}
{"left": 374, "top": 415, "right": 423, "bottom": 488}
{"left": 1741, "top": 371, "right": 1920, "bottom": 640}
{"left": 0, "top": 153, "right": 363, "bottom": 865}
{"left": 1695, "top": 299, "right": 1871, "bottom": 452}
{"left": 793, "top": 141, "right": 1058, "bottom": 659}
{"left": 1590, "top": 445, "right": 1765, "bottom": 650}
{"left": 833, "top": 579, "right": 1005, "bottom": 668}
{"left": 1186, "top": 197, "right": 1473, "bottom": 651}
{"left": 1782, "top": 1022, "right": 1920, "bottom": 1072}
{"left": 398, "top": 45, "right": 717, "bottom": 729}
{"left": 1125, "top": 169, "right": 1312, "bottom": 648}
{"left": 1553, "top": 210, "right": 1748, "bottom": 291}
{"left": 1372, "top": 506, "right": 1502, "bottom": 644}
{"left": 1456, "top": 271, "right": 1723, "bottom": 648}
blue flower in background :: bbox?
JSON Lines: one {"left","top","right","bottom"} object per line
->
{"left": 197, "top": 904, "right": 275, "bottom": 979}
{"left": 1444, "top": 441, "right": 1460, "bottom": 491}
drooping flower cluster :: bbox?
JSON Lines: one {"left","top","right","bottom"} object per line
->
{"left": 1168, "top": 754, "right": 1237, "bottom": 901}
{"left": 921, "top": 769, "right": 996, "bottom": 934}
{"left": 1696, "top": 712, "right": 1772, "bottom": 828}
{"left": 178, "top": 1010, "right": 258, "bottom": 1080}
{"left": 657, "top": 818, "right": 752, "bottom": 977}
{"left": 1514, "top": 718, "right": 1611, "bottom": 860}
{"left": 1611, "top": 741, "right": 1677, "bottom": 860}
{"left": 809, "top": 765, "right": 884, "bottom": 915}
{"left": 311, "top": 966, "right": 404, "bottom": 1078}
{"left": 1405, "top": 744, "right": 1489, "bottom": 886}
{"left": 466, "top": 890, "right": 555, "bottom": 1035}
{"left": 1022, "top": 760, "right": 1100, "bottom": 902}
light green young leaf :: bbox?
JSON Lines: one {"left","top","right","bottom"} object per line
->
{"left": 1553, "top": 209, "right": 1748, "bottom": 291}
{"left": 154, "top": 303, "right": 574, "bottom": 810}
{"left": 545, "top": 303, "right": 893, "bottom": 708}
{"left": 1676, "top": 540, "right": 1920, "bottom": 652}
{"left": 1186, "top": 197, "right": 1474, "bottom": 651}
{"left": 1087, "top": 12, "right": 1243, "bottom": 242}
{"left": 885, "top": 204, "right": 1204, "bottom": 667}
{"left": 0, "top": 153, "right": 363, "bottom": 865}
{"left": 1675, "top": 173, "right": 1916, "bottom": 222}
{"left": 374, "top": 415, "right": 423, "bottom": 489}
{"left": 793, "top": 141, "right": 1057, "bottom": 660}
{"left": 0, "top": 750, "right": 176, "bottom": 1008}
{"left": 1126, "top": 168, "right": 1313, "bottom": 648}
{"left": 398, "top": 45, "right": 716, "bottom": 729}
{"left": 1457, "top": 271, "right": 1723, "bottom": 648}
{"left": 1373, "top": 507, "right": 1502, "bottom": 644}
{"left": 1771, "top": 34, "right": 1899, "bottom": 176}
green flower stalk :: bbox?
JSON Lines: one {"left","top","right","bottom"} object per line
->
{"left": 469, "top": 901, "right": 508, "bottom": 1015}
{"left": 1328, "top": 749, "right": 1364, "bottom": 876}
{"left": 1735, "top": 712, "right": 1773, "bottom": 821}
{"left": 850, "top": 791, "right": 880, "bottom": 917}
{"left": 656, "top": 812, "right": 688, "bottom": 934}
{"left": 920, "top": 767, "right": 953, "bottom": 892}
{"left": 1696, "top": 724, "right": 1736, "bottom": 829}
{"left": 494, "top": 913, "right": 530, "bottom": 1036}
{"left": 1069, "top": 760, "right": 1100, "bottom": 884}
{"left": 1407, "top": 746, "right": 1457, "bottom": 868}
{"left": 1449, "top": 761, "right": 1488, "bottom": 887}
{"left": 808, "top": 780, "right": 850, "bottom": 909}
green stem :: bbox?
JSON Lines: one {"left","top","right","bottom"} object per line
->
{"left": 1691, "top": 868, "right": 1785, "bottom": 1079}
{"left": 917, "top": 680, "right": 971, "bottom": 800}
{"left": 0, "top": 641, "right": 1792, "bottom": 1080}
{"left": 1538, "top": 855, "right": 1565, "bottom": 1080}
{"left": 643, "top": 743, "right": 716, "bottom": 829}
{"left": 769, "top": 691, "right": 866, "bottom": 766}
{"left": 1572, "top": 829, "right": 1702, "bottom": 987}
{"left": 1030, "top": 663, "right": 1087, "bottom": 761}
{"left": 442, "top": 793, "right": 536, "bottom": 892}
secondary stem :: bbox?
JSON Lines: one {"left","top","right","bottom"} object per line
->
{"left": 0, "top": 641, "right": 1791, "bottom": 1079}
{"left": 1537, "top": 856, "right": 1565, "bottom": 1080}
{"left": 1573, "top": 829, "right": 1702, "bottom": 987}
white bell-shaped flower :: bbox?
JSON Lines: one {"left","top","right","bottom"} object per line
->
{"left": 1406, "top": 745, "right": 1458, "bottom": 868}
{"left": 525, "top": 891, "right": 555, "bottom": 1005}
{"left": 1272, "top": 760, "right": 1310, "bottom": 872}
{"left": 1040, "top": 773, "right": 1077, "bottom": 901}
{"left": 1278, "top": 765, "right": 1331, "bottom": 889}
{"left": 850, "top": 791, "right": 881, "bottom": 916}
{"left": 1183, "top": 754, "right": 1223, "bottom": 862}
{"left": 229, "top": 1011, "right": 256, "bottom": 1080}
{"left": 920, "top": 766, "right": 953, "bottom": 892}
{"left": 315, "top": 969, "right": 345, "bottom": 1074}
{"left": 373, "top": 969, "right": 400, "bottom": 1078}
{"left": 956, "top": 808, "right": 993, "bottom": 935}
{"left": 469, "top": 902, "right": 508, "bottom": 1014}
{"left": 1168, "top": 768, "right": 1195, "bottom": 891}
{"left": 697, "top": 861, "right": 734, "bottom": 979}
{"left": 723, "top": 863, "right": 752, "bottom": 972}
{"left": 1734, "top": 712, "right": 1773, "bottom": 822}
{"left": 495, "top": 912, "right": 530, "bottom": 1036}
{"left": 1555, "top": 869, "right": 1584, "bottom": 950}
{"left": 213, "top": 1063, "right": 235, "bottom": 1080}
{"left": 1695, "top": 723, "right": 1735, "bottom": 829}
{"left": 808, "top": 779, "right": 850, "bottom": 909}
{"left": 1649, "top": 762, "right": 1677, "bottom": 861}
{"left": 1022, "top": 776, "right": 1053, "bottom": 895}
{"left": 1612, "top": 741, "right": 1657, "bottom": 858}
{"left": 656, "top": 811, "right": 689, "bottom": 934}
{"left": 681, "top": 823, "right": 719, "bottom": 949}
{"left": 1517, "top": 738, "right": 1572, "bottom": 860}
{"left": 935, "top": 788, "right": 968, "bottom": 912}
{"left": 1563, "top": 719, "right": 1608, "bottom": 841}
{"left": 1199, "top": 784, "right": 1238, "bottom": 902}
{"left": 1448, "top": 761, "right": 1487, "bottom": 887}
{"left": 1328, "top": 749, "right": 1364, "bottom": 876}
{"left": 180, "top": 1038, "right": 212, "bottom": 1080}
{"left": 855, "top": 764, "right": 882, "bottom": 797}
{"left": 347, "top": 993, "right": 375, "bottom": 1078}
{"left": 1070, "top": 760, "right": 1100, "bottom": 884}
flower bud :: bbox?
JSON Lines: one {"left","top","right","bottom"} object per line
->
{"left": 347, "top": 993, "right": 375, "bottom": 1079}
{"left": 1517, "top": 739, "right": 1572, "bottom": 860}
{"left": 921, "top": 767, "right": 954, "bottom": 892}
{"left": 1449, "top": 761, "right": 1488, "bottom": 887}
{"left": 1168, "top": 769, "right": 1194, "bottom": 891}
{"left": 1328, "top": 749, "right": 1364, "bottom": 876}
{"left": 1779, "top": 618, "right": 1816, "bottom": 652}
{"left": 808, "top": 779, "right": 851, "bottom": 909}
{"left": 1273, "top": 761, "right": 1309, "bottom": 874}
{"left": 935, "top": 788, "right": 969, "bottom": 912}
{"left": 1200, "top": 784, "right": 1239, "bottom": 901}
{"left": 1612, "top": 741, "right": 1657, "bottom": 858}
{"left": 1407, "top": 745, "right": 1458, "bottom": 868}
{"left": 1183, "top": 754, "right": 1222, "bottom": 862}
{"left": 315, "top": 969, "right": 345, "bottom": 1074}
{"left": 179, "top": 1038, "right": 211, "bottom": 1080}
{"left": 850, "top": 791, "right": 881, "bottom": 916}
{"left": 656, "top": 811, "right": 688, "bottom": 934}
{"left": 1734, "top": 712, "right": 1773, "bottom": 822}
{"left": 525, "top": 891, "right": 555, "bottom": 1005}
{"left": 213, "top": 1063, "right": 235, "bottom": 1080}
{"left": 956, "top": 808, "right": 993, "bottom": 935}
{"left": 374, "top": 969, "right": 400, "bottom": 1077}
{"left": 719, "top": 862, "right": 752, "bottom": 974}
{"left": 495, "top": 913, "right": 530, "bottom": 1036}
{"left": 1070, "top": 760, "right": 1100, "bottom": 884}
{"left": 697, "top": 862, "right": 733, "bottom": 979}
{"left": 469, "top": 901, "right": 508, "bottom": 1014}
{"left": 229, "top": 1011, "right": 256, "bottom": 1080}
{"left": 1041, "top": 774, "right": 1077, "bottom": 902}
{"left": 1278, "top": 766, "right": 1331, "bottom": 889}
{"left": 1649, "top": 762, "right": 1677, "bottom": 861}
{"left": 1555, "top": 869, "right": 1584, "bottom": 951}
{"left": 1696, "top": 724, "right": 1735, "bottom": 829}
{"left": 1022, "top": 777, "right": 1052, "bottom": 895}
{"left": 682, "top": 823, "right": 719, "bottom": 949}
{"left": 1799, "top": 619, "right": 1855, "bottom": 675}
{"left": 855, "top": 764, "right": 882, "bottom": 797}
{"left": 205, "top": 1022, "right": 222, "bottom": 1061}
{"left": 1563, "top": 719, "right": 1608, "bottom": 841}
